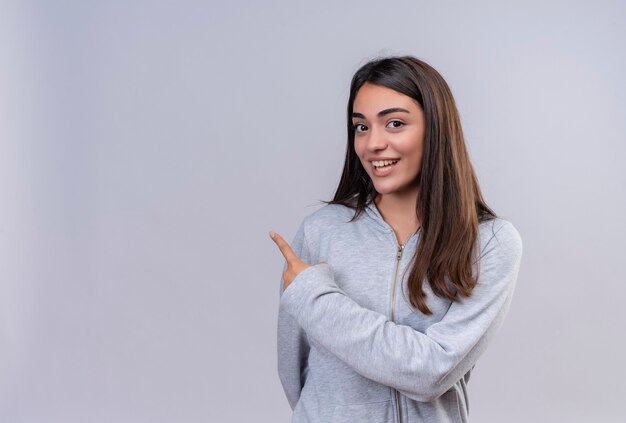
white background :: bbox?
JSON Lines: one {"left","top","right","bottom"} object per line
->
{"left": 1, "top": 0, "right": 624, "bottom": 421}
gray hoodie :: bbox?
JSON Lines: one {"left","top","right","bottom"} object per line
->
{"left": 277, "top": 201, "right": 523, "bottom": 423}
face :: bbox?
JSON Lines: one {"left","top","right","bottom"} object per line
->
{"left": 352, "top": 83, "right": 426, "bottom": 197}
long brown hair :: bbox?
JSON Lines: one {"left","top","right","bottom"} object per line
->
{"left": 320, "top": 55, "right": 497, "bottom": 315}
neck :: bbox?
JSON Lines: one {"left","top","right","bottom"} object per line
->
{"left": 374, "top": 188, "right": 421, "bottom": 231}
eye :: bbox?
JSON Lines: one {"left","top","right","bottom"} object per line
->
{"left": 352, "top": 123, "right": 367, "bottom": 132}
{"left": 387, "top": 120, "right": 405, "bottom": 129}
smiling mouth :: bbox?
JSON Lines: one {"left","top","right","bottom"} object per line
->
{"left": 372, "top": 160, "right": 399, "bottom": 170}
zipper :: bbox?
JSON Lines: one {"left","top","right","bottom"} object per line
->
{"left": 391, "top": 240, "right": 406, "bottom": 423}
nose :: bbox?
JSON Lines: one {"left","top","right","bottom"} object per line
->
{"left": 365, "top": 124, "right": 388, "bottom": 152}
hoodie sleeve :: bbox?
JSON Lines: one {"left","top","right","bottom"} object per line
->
{"left": 277, "top": 220, "right": 312, "bottom": 410}
{"left": 279, "top": 219, "right": 522, "bottom": 403}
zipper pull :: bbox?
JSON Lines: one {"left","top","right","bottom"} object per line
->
{"left": 397, "top": 245, "right": 403, "bottom": 260}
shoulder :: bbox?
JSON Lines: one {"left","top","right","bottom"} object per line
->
{"left": 477, "top": 217, "right": 523, "bottom": 261}
{"left": 296, "top": 203, "right": 358, "bottom": 258}
{"left": 300, "top": 203, "right": 356, "bottom": 234}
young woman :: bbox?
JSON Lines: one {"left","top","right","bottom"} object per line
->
{"left": 269, "top": 55, "right": 523, "bottom": 423}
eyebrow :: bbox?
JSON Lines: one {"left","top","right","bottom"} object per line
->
{"left": 352, "top": 107, "right": 411, "bottom": 119}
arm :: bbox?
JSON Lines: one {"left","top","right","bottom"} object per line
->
{"left": 277, "top": 220, "right": 312, "bottom": 410}
{"left": 279, "top": 220, "right": 523, "bottom": 402}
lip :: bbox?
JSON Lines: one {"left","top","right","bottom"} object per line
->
{"left": 368, "top": 157, "right": 400, "bottom": 162}
{"left": 371, "top": 159, "right": 399, "bottom": 177}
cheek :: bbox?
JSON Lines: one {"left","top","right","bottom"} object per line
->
{"left": 353, "top": 139, "right": 362, "bottom": 154}
{"left": 354, "top": 141, "right": 367, "bottom": 161}
{"left": 407, "top": 151, "right": 424, "bottom": 168}
{"left": 396, "top": 131, "right": 424, "bottom": 158}
{"left": 396, "top": 142, "right": 424, "bottom": 171}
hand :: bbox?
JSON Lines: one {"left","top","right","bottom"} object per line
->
{"left": 269, "top": 230, "right": 319, "bottom": 291}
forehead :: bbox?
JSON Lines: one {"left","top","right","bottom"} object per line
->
{"left": 353, "top": 83, "right": 417, "bottom": 111}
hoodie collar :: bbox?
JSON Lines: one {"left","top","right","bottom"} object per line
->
{"left": 364, "top": 200, "right": 393, "bottom": 234}
{"left": 363, "top": 200, "right": 422, "bottom": 241}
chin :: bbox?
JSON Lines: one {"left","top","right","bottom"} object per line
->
{"left": 375, "top": 179, "right": 417, "bottom": 194}
{"left": 373, "top": 184, "right": 400, "bottom": 195}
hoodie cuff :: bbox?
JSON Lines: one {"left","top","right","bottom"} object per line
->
{"left": 279, "top": 263, "right": 336, "bottom": 322}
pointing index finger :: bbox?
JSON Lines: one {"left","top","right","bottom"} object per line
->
{"left": 270, "top": 231, "right": 297, "bottom": 262}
